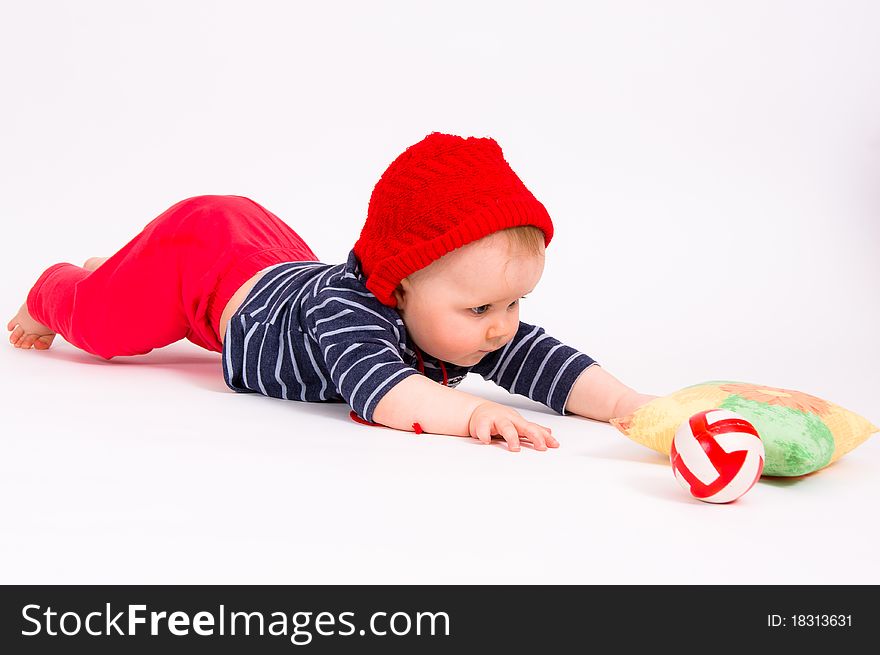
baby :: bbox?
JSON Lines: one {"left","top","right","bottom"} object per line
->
{"left": 7, "top": 132, "right": 656, "bottom": 452}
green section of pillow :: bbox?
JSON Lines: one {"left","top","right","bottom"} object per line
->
{"left": 718, "top": 396, "right": 834, "bottom": 476}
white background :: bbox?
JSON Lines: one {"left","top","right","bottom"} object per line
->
{"left": 1, "top": 1, "right": 878, "bottom": 584}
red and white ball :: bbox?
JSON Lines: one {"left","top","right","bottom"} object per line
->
{"left": 670, "top": 409, "right": 764, "bottom": 503}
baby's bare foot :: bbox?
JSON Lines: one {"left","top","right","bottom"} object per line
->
{"left": 83, "top": 256, "right": 109, "bottom": 271}
{"left": 7, "top": 303, "right": 55, "bottom": 350}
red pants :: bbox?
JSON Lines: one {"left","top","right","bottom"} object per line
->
{"left": 26, "top": 195, "right": 318, "bottom": 359}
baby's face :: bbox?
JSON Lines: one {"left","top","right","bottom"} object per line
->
{"left": 392, "top": 232, "right": 545, "bottom": 367}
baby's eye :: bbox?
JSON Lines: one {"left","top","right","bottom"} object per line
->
{"left": 470, "top": 296, "right": 527, "bottom": 316}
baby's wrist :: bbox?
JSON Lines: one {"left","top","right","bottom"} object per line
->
{"left": 612, "top": 391, "right": 657, "bottom": 419}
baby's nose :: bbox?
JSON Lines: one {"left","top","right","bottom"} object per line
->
{"left": 486, "top": 321, "right": 513, "bottom": 346}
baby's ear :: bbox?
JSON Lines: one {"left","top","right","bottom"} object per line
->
{"left": 391, "top": 283, "right": 406, "bottom": 308}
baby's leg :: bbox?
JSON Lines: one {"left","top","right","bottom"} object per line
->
{"left": 18, "top": 247, "right": 191, "bottom": 359}
{"left": 7, "top": 257, "right": 109, "bottom": 350}
{"left": 9, "top": 194, "right": 316, "bottom": 359}
{"left": 9, "top": 200, "right": 206, "bottom": 359}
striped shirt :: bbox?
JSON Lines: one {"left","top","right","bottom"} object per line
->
{"left": 222, "top": 250, "right": 597, "bottom": 423}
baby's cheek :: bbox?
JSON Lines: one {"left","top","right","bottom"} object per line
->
{"left": 447, "top": 318, "right": 481, "bottom": 350}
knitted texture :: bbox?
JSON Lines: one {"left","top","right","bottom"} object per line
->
{"left": 353, "top": 131, "right": 554, "bottom": 307}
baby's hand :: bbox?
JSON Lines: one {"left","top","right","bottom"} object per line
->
{"left": 467, "top": 401, "right": 558, "bottom": 452}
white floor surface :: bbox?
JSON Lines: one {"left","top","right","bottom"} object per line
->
{"left": 2, "top": 338, "right": 877, "bottom": 584}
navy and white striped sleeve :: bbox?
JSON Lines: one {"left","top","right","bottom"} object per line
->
{"left": 470, "top": 321, "right": 598, "bottom": 415}
{"left": 304, "top": 287, "right": 421, "bottom": 423}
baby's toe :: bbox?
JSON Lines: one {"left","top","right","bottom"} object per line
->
{"left": 23, "top": 333, "right": 45, "bottom": 348}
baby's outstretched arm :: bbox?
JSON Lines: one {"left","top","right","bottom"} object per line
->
{"left": 372, "top": 375, "right": 556, "bottom": 452}
{"left": 564, "top": 365, "right": 657, "bottom": 421}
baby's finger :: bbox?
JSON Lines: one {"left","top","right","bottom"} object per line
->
{"left": 533, "top": 423, "right": 558, "bottom": 447}
{"left": 471, "top": 417, "right": 492, "bottom": 445}
{"left": 519, "top": 423, "right": 548, "bottom": 451}
{"left": 496, "top": 420, "right": 521, "bottom": 452}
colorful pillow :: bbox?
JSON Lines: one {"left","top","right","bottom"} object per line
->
{"left": 610, "top": 381, "right": 878, "bottom": 477}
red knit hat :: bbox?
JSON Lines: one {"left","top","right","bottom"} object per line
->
{"left": 353, "top": 132, "right": 555, "bottom": 307}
